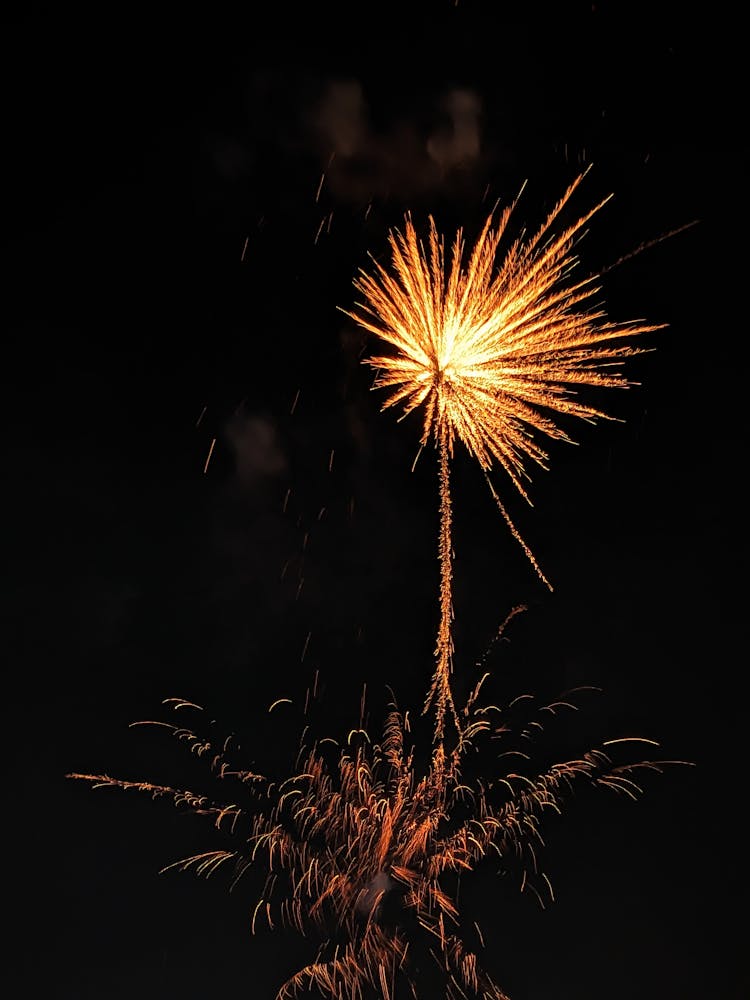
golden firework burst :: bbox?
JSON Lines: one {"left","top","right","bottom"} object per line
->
{"left": 344, "top": 172, "right": 664, "bottom": 739}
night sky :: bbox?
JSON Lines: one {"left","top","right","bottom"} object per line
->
{"left": 4, "top": 4, "right": 746, "bottom": 998}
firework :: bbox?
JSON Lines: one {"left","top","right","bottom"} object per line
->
{"left": 68, "top": 628, "right": 676, "bottom": 1000}
{"left": 68, "top": 174, "right": 677, "bottom": 999}
{"left": 344, "top": 172, "right": 664, "bottom": 741}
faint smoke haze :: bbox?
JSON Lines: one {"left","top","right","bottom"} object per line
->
{"left": 225, "top": 414, "right": 287, "bottom": 487}
{"left": 313, "top": 80, "right": 484, "bottom": 202}
{"left": 427, "top": 89, "right": 482, "bottom": 170}
{"left": 316, "top": 80, "right": 367, "bottom": 158}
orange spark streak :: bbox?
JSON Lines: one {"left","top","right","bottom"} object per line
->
{"left": 203, "top": 437, "right": 216, "bottom": 474}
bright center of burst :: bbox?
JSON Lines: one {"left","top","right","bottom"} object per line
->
{"left": 434, "top": 364, "right": 455, "bottom": 384}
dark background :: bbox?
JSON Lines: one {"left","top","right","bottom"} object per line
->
{"left": 4, "top": 3, "right": 745, "bottom": 998}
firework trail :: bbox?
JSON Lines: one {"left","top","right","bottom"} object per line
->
{"left": 68, "top": 638, "right": 679, "bottom": 1000}
{"left": 344, "top": 171, "right": 664, "bottom": 743}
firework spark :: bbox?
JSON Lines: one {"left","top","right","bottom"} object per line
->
{"left": 68, "top": 643, "right": 677, "bottom": 1000}
{"left": 344, "top": 172, "right": 664, "bottom": 741}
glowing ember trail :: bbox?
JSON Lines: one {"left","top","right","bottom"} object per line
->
{"left": 344, "top": 172, "right": 664, "bottom": 743}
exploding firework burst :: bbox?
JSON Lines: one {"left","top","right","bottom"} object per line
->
{"left": 68, "top": 612, "right": 678, "bottom": 1000}
{"left": 343, "top": 171, "right": 664, "bottom": 741}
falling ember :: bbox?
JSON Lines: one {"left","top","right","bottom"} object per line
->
{"left": 343, "top": 171, "right": 664, "bottom": 743}
{"left": 203, "top": 437, "right": 217, "bottom": 474}
{"left": 268, "top": 698, "right": 293, "bottom": 713}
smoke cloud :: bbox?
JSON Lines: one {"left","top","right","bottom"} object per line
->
{"left": 311, "top": 80, "right": 486, "bottom": 203}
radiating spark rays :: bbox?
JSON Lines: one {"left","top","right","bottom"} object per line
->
{"left": 67, "top": 677, "right": 675, "bottom": 1000}
{"left": 343, "top": 173, "right": 663, "bottom": 746}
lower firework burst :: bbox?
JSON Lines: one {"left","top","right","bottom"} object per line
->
{"left": 68, "top": 615, "right": 680, "bottom": 1000}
